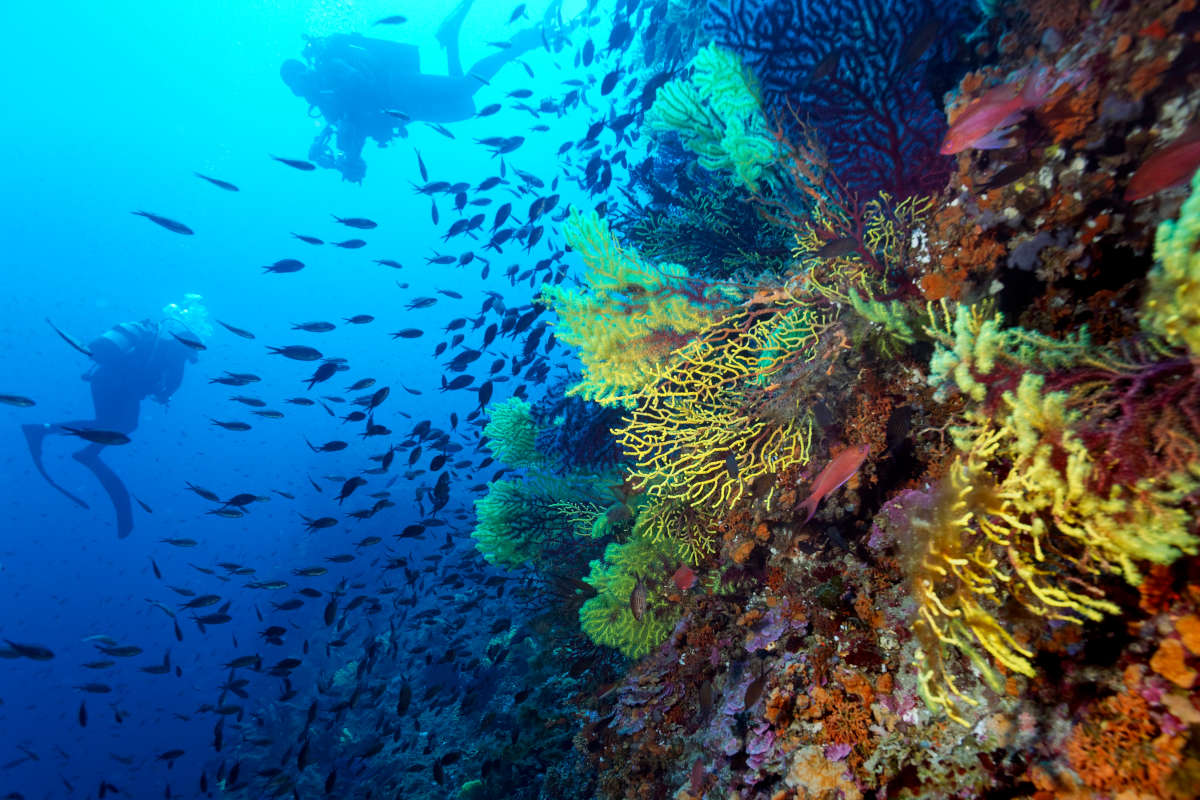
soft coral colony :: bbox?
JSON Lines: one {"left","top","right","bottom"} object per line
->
{"left": 472, "top": 0, "right": 1200, "bottom": 796}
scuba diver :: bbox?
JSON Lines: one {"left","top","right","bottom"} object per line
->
{"left": 280, "top": 0, "right": 571, "bottom": 182}
{"left": 21, "top": 295, "right": 211, "bottom": 539}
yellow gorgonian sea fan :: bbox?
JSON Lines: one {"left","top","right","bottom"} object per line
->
{"left": 539, "top": 208, "right": 726, "bottom": 405}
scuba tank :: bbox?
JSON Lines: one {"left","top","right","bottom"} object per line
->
{"left": 87, "top": 320, "right": 157, "bottom": 367}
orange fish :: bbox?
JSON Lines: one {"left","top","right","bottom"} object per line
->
{"left": 1125, "top": 125, "right": 1200, "bottom": 202}
{"left": 797, "top": 444, "right": 870, "bottom": 523}
{"left": 940, "top": 67, "right": 1078, "bottom": 154}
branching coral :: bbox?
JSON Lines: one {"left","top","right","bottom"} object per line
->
{"left": 645, "top": 44, "right": 780, "bottom": 193}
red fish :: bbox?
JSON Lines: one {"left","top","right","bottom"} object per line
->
{"left": 940, "top": 67, "right": 1078, "bottom": 154}
{"left": 1125, "top": 125, "right": 1200, "bottom": 201}
{"left": 797, "top": 444, "right": 870, "bottom": 523}
{"left": 672, "top": 564, "right": 697, "bottom": 592}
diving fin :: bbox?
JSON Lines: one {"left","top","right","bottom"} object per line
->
{"left": 72, "top": 448, "right": 133, "bottom": 538}
{"left": 435, "top": 0, "right": 475, "bottom": 49}
{"left": 21, "top": 424, "right": 90, "bottom": 509}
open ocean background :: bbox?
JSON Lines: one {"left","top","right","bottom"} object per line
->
{"left": 0, "top": 1, "right": 593, "bottom": 797}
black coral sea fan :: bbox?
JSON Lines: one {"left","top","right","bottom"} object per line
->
{"left": 705, "top": 0, "right": 982, "bottom": 199}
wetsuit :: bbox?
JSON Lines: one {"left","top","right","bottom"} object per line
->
{"left": 280, "top": 0, "right": 552, "bottom": 181}
{"left": 23, "top": 319, "right": 197, "bottom": 538}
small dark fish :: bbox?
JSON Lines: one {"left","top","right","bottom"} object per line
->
{"left": 5, "top": 640, "right": 54, "bottom": 660}
{"left": 608, "top": 20, "right": 632, "bottom": 51}
{"left": 0, "top": 394, "right": 35, "bottom": 407}
{"left": 132, "top": 210, "right": 194, "bottom": 235}
{"left": 374, "top": 259, "right": 403, "bottom": 269}
{"left": 306, "top": 362, "right": 338, "bottom": 389}
{"left": 744, "top": 674, "right": 766, "bottom": 708}
{"left": 267, "top": 345, "right": 323, "bottom": 361}
{"left": 292, "top": 233, "right": 324, "bottom": 245}
{"left": 600, "top": 69, "right": 620, "bottom": 95}
{"left": 292, "top": 321, "right": 335, "bottom": 333}
{"left": 374, "top": 14, "right": 407, "bottom": 24}
{"left": 263, "top": 258, "right": 305, "bottom": 274}
{"left": 185, "top": 482, "right": 220, "bottom": 502}
{"left": 171, "top": 332, "right": 206, "bottom": 350}
{"left": 978, "top": 159, "right": 1035, "bottom": 192}
{"left": 79, "top": 700, "right": 87, "bottom": 727}
{"left": 135, "top": 496, "right": 153, "bottom": 514}
{"left": 415, "top": 149, "right": 428, "bottom": 181}
{"left": 61, "top": 427, "right": 130, "bottom": 446}
{"left": 161, "top": 537, "right": 198, "bottom": 547}
{"left": 194, "top": 172, "right": 239, "bottom": 191}
{"left": 507, "top": 3, "right": 526, "bottom": 23}
{"left": 46, "top": 318, "right": 92, "bottom": 358}
{"left": 307, "top": 439, "right": 348, "bottom": 453}
{"left": 302, "top": 515, "right": 337, "bottom": 532}
{"left": 807, "top": 49, "right": 841, "bottom": 85}
{"left": 210, "top": 420, "right": 252, "bottom": 431}
{"left": 75, "top": 682, "right": 112, "bottom": 693}
{"left": 344, "top": 315, "right": 374, "bottom": 324}
{"left": 332, "top": 215, "right": 377, "bottom": 229}
{"left": 216, "top": 320, "right": 256, "bottom": 339}
{"left": 724, "top": 452, "right": 739, "bottom": 479}
{"left": 899, "top": 16, "right": 941, "bottom": 69}
{"left": 476, "top": 103, "right": 502, "bottom": 118}
{"left": 230, "top": 396, "right": 266, "bottom": 407}
{"left": 271, "top": 155, "right": 316, "bottom": 171}
{"left": 334, "top": 239, "right": 367, "bottom": 249}
{"left": 368, "top": 387, "right": 389, "bottom": 409}
{"left": 811, "top": 237, "right": 859, "bottom": 259}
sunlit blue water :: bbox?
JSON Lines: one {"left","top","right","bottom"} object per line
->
{"left": 0, "top": 1, "right": 593, "bottom": 797}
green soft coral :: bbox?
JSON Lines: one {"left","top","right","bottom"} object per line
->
{"left": 579, "top": 530, "right": 684, "bottom": 659}
{"left": 483, "top": 397, "right": 542, "bottom": 468}
{"left": 1143, "top": 167, "right": 1200, "bottom": 355}
{"left": 646, "top": 44, "right": 779, "bottom": 193}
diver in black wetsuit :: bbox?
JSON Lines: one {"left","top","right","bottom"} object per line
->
{"left": 279, "top": 0, "right": 569, "bottom": 182}
{"left": 21, "top": 297, "right": 208, "bottom": 539}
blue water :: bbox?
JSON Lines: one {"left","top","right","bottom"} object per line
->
{"left": 0, "top": 1, "right": 594, "bottom": 796}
